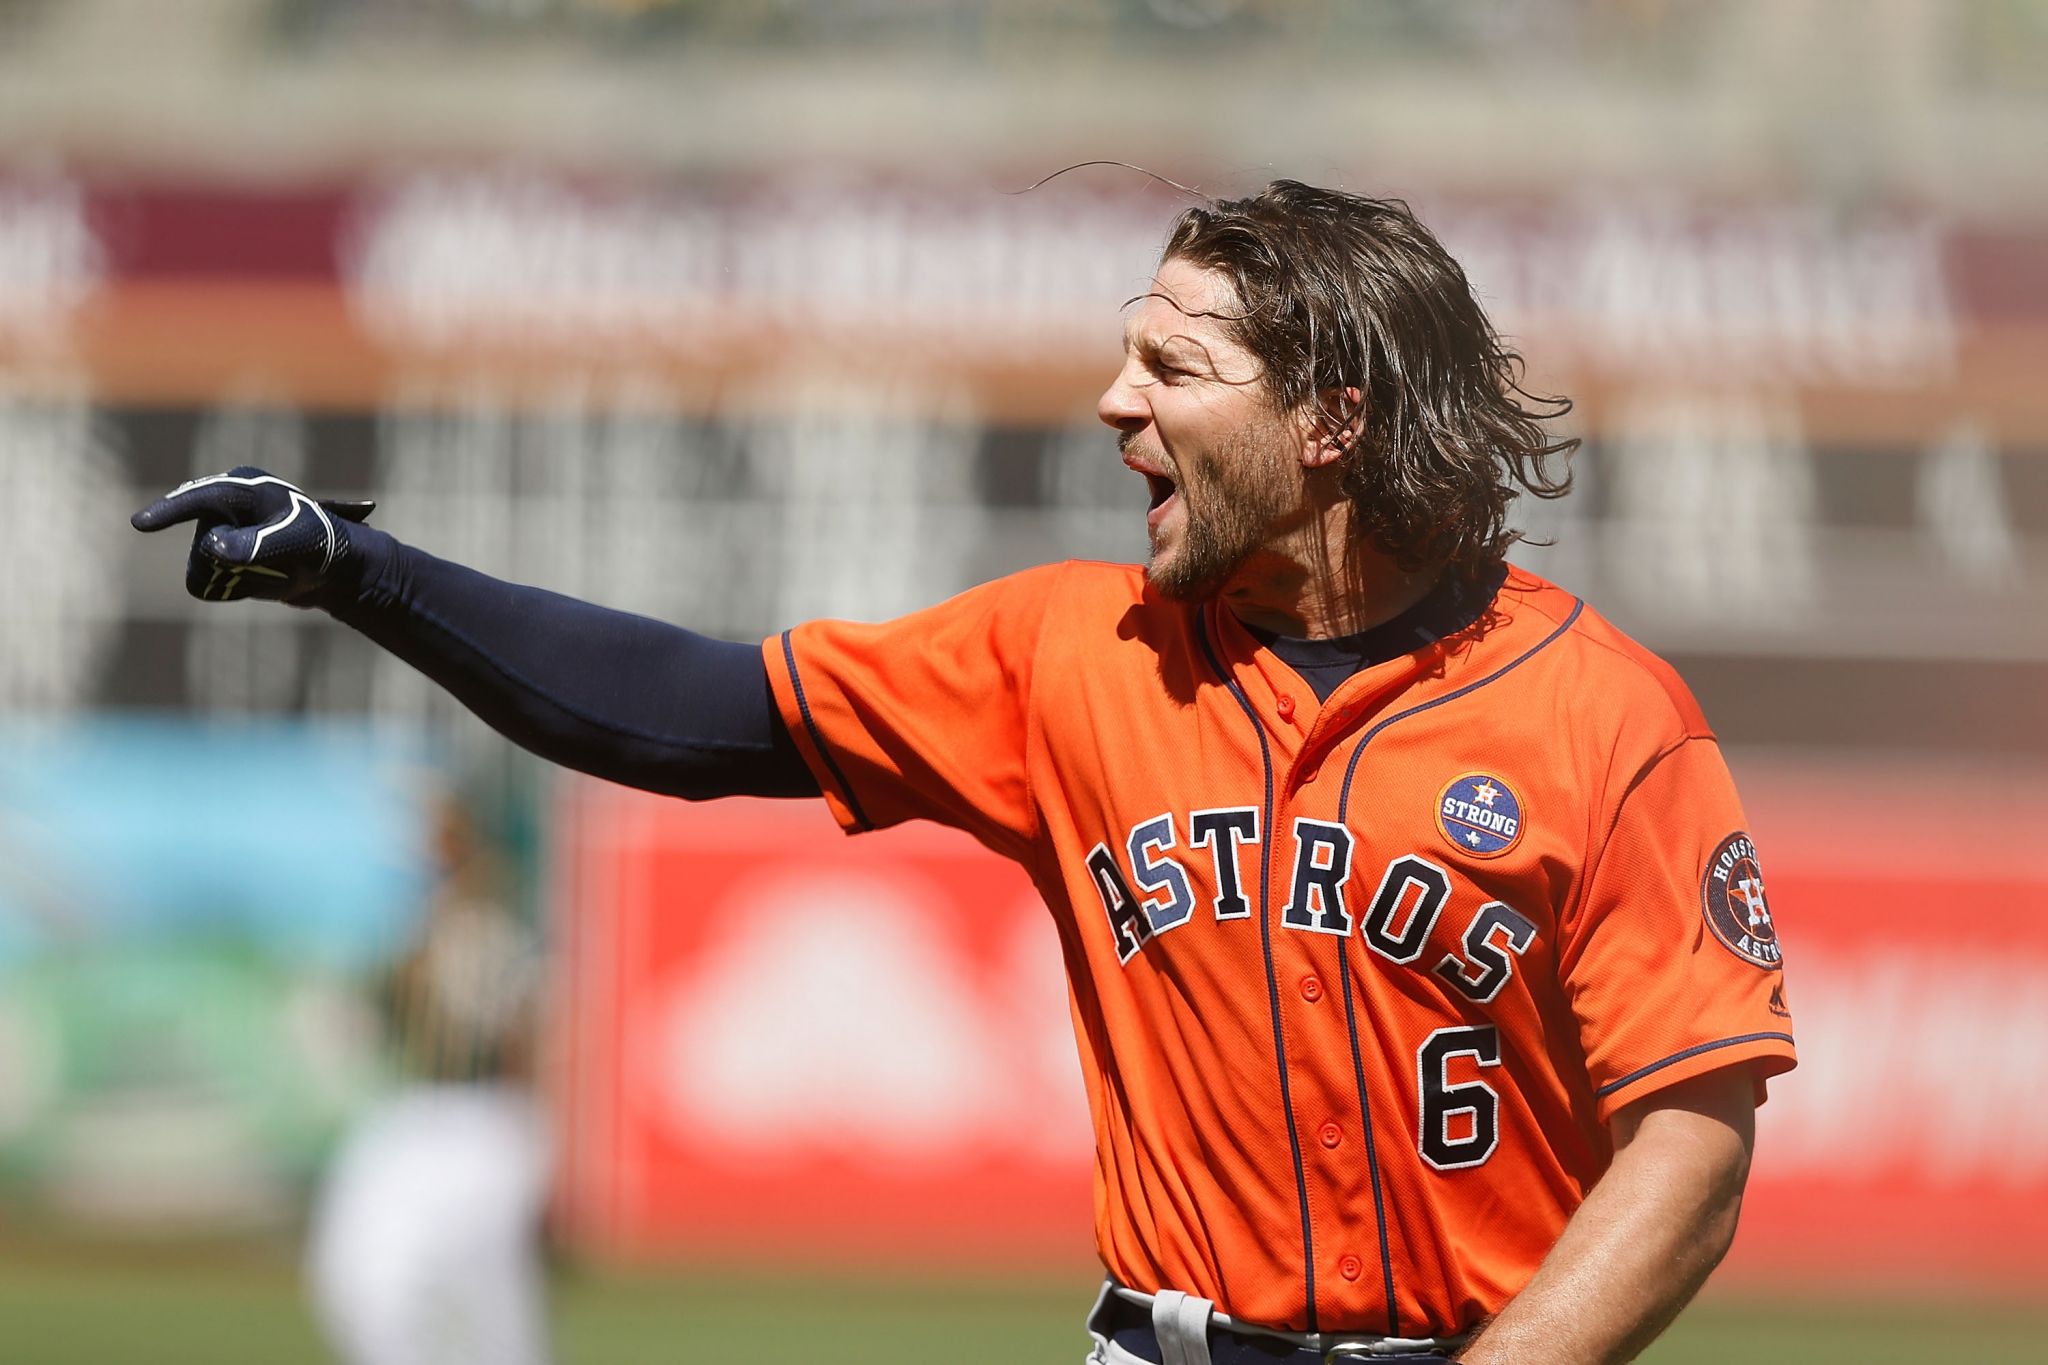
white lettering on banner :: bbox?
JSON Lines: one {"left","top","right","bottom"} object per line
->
{"left": 346, "top": 174, "right": 726, "bottom": 348}
{"left": 649, "top": 870, "right": 1089, "bottom": 1163}
{"left": 351, "top": 177, "right": 1959, "bottom": 387}
{"left": 0, "top": 179, "right": 100, "bottom": 342}
{"left": 1756, "top": 950, "right": 2048, "bottom": 1188}
{"left": 347, "top": 172, "right": 1161, "bottom": 351}
{"left": 1436, "top": 203, "right": 1955, "bottom": 384}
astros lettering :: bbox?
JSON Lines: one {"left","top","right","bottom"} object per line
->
{"left": 1086, "top": 809, "right": 1537, "bottom": 998}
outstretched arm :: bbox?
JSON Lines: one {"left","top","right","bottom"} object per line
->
{"left": 132, "top": 467, "right": 820, "bottom": 802}
{"left": 1454, "top": 1067, "right": 1757, "bottom": 1365}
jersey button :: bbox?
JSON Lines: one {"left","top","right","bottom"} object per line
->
{"left": 1298, "top": 975, "right": 1323, "bottom": 1003}
{"left": 1338, "top": 1254, "right": 1363, "bottom": 1281}
{"left": 1275, "top": 694, "right": 1296, "bottom": 720}
{"left": 1318, "top": 1122, "right": 1342, "bottom": 1149}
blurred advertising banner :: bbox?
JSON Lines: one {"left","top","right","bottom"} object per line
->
{"left": 4, "top": 169, "right": 2048, "bottom": 440}
{"left": 0, "top": 720, "right": 432, "bottom": 1228}
{"left": 555, "top": 760, "right": 2048, "bottom": 1292}
{"left": 1726, "top": 759, "right": 2048, "bottom": 1294}
{"left": 554, "top": 786, "right": 1094, "bottom": 1267}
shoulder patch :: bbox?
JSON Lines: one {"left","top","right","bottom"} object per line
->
{"left": 1702, "top": 832, "right": 1782, "bottom": 969}
{"left": 1437, "top": 772, "right": 1525, "bottom": 858}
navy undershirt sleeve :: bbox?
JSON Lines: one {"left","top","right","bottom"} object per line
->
{"left": 313, "top": 525, "right": 821, "bottom": 801}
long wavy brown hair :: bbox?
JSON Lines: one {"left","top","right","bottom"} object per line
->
{"left": 1161, "top": 181, "right": 1575, "bottom": 580}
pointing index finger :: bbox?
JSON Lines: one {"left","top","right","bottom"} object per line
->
{"left": 130, "top": 488, "right": 207, "bottom": 533}
{"left": 129, "top": 471, "right": 256, "bottom": 533}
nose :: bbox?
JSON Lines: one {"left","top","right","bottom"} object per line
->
{"left": 1097, "top": 362, "right": 1150, "bottom": 434}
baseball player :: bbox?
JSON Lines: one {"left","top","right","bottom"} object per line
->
{"left": 306, "top": 798, "right": 552, "bottom": 1365}
{"left": 135, "top": 181, "right": 1794, "bottom": 1364}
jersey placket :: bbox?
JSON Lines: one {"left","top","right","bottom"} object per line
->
{"left": 1196, "top": 620, "right": 1320, "bottom": 1332}
{"left": 1221, "top": 617, "right": 1437, "bottom": 1335}
{"left": 1283, "top": 663, "right": 1438, "bottom": 1334}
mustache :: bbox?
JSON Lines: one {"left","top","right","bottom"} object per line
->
{"left": 1117, "top": 430, "right": 1172, "bottom": 472}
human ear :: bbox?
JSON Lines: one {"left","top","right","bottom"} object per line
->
{"left": 1299, "top": 387, "right": 1364, "bottom": 469}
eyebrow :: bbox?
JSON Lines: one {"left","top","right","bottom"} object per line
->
{"left": 1122, "top": 318, "right": 1210, "bottom": 356}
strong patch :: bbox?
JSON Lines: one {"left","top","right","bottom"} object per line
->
{"left": 1437, "top": 773, "right": 1525, "bottom": 858}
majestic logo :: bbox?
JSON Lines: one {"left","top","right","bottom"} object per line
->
{"left": 1702, "top": 832, "right": 1781, "bottom": 969}
{"left": 1436, "top": 773, "right": 1524, "bottom": 858}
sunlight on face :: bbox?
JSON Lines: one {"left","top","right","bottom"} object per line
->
{"left": 1097, "top": 258, "right": 1301, "bottom": 600}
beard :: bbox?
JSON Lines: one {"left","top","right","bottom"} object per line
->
{"left": 1139, "top": 419, "right": 1299, "bottom": 602}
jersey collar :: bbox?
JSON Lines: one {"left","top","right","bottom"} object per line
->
{"left": 1202, "top": 561, "right": 1514, "bottom": 735}
{"left": 1241, "top": 561, "right": 1510, "bottom": 695}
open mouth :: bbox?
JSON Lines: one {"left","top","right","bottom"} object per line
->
{"left": 1121, "top": 438, "right": 1180, "bottom": 529}
{"left": 1144, "top": 473, "right": 1180, "bottom": 531}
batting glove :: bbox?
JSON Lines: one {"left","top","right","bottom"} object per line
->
{"left": 130, "top": 466, "right": 377, "bottom": 604}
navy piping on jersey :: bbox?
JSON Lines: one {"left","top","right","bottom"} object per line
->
{"left": 1196, "top": 614, "right": 1319, "bottom": 1337}
{"left": 1334, "top": 946, "right": 1401, "bottom": 1337}
{"left": 1326, "top": 597, "right": 1586, "bottom": 1336}
{"left": 780, "top": 629, "right": 874, "bottom": 832}
{"left": 1595, "top": 1032, "right": 1797, "bottom": 1098}
{"left": 1333, "top": 600, "right": 1585, "bottom": 806}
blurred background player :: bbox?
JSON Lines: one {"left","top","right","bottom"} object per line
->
{"left": 306, "top": 796, "right": 552, "bottom": 1365}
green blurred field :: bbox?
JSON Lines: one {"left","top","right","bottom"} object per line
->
{"left": 1, "top": 1252, "right": 2043, "bottom": 1364}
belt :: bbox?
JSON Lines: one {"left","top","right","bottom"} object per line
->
{"left": 1089, "top": 1283, "right": 1465, "bottom": 1365}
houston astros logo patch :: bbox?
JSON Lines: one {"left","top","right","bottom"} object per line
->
{"left": 1702, "top": 832, "right": 1781, "bottom": 969}
{"left": 1437, "top": 772, "right": 1524, "bottom": 858}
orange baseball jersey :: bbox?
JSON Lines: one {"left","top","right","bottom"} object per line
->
{"left": 761, "top": 560, "right": 1795, "bottom": 1339}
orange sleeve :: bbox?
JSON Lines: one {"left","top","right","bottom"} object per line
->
{"left": 1559, "top": 737, "right": 1797, "bottom": 1122}
{"left": 760, "top": 564, "right": 1063, "bottom": 861}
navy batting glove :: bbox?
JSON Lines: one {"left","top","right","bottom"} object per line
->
{"left": 130, "top": 466, "right": 377, "bottom": 604}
